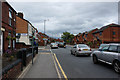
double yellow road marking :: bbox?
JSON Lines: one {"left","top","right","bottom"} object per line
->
{"left": 53, "top": 53, "right": 68, "bottom": 80}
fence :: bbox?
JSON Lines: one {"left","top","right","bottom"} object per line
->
{"left": 1, "top": 46, "right": 38, "bottom": 79}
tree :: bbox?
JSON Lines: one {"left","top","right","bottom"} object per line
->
{"left": 61, "top": 32, "right": 74, "bottom": 44}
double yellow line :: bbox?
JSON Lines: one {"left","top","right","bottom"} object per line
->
{"left": 53, "top": 53, "right": 68, "bottom": 80}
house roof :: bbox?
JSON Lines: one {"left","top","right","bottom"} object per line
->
{"left": 93, "top": 23, "right": 120, "bottom": 34}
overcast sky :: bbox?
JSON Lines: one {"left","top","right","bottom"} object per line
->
{"left": 7, "top": 0, "right": 118, "bottom": 38}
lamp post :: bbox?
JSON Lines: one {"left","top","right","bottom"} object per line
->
{"left": 43, "top": 19, "right": 49, "bottom": 46}
{"left": 44, "top": 19, "right": 49, "bottom": 34}
{"left": 32, "top": 30, "right": 35, "bottom": 65}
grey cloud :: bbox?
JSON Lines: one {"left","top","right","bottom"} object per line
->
{"left": 9, "top": 2, "right": 118, "bottom": 38}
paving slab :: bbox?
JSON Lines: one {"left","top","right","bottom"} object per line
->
{"left": 23, "top": 52, "right": 58, "bottom": 78}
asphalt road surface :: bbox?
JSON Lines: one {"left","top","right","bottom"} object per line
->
{"left": 51, "top": 45, "right": 120, "bottom": 79}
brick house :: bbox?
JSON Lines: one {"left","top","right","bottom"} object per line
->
{"left": 16, "top": 13, "right": 38, "bottom": 46}
{"left": 93, "top": 23, "right": 120, "bottom": 45}
{"left": 1, "top": 2, "right": 17, "bottom": 54}
{"left": 37, "top": 32, "right": 49, "bottom": 46}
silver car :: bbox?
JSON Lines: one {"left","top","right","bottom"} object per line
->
{"left": 71, "top": 44, "right": 92, "bottom": 56}
{"left": 50, "top": 43, "right": 58, "bottom": 49}
{"left": 92, "top": 44, "right": 120, "bottom": 73}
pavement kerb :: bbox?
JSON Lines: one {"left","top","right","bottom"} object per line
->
{"left": 50, "top": 49, "right": 68, "bottom": 80}
{"left": 17, "top": 54, "right": 38, "bottom": 79}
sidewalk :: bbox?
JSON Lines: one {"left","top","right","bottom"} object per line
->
{"left": 22, "top": 50, "right": 58, "bottom": 78}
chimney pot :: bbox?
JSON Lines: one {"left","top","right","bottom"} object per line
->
{"left": 17, "top": 12, "right": 23, "bottom": 19}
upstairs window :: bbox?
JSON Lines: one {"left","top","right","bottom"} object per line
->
{"left": 9, "top": 8, "right": 12, "bottom": 26}
{"left": 99, "top": 32, "right": 102, "bottom": 36}
{"left": 113, "top": 31, "right": 115, "bottom": 35}
{"left": 9, "top": 8, "right": 12, "bottom": 18}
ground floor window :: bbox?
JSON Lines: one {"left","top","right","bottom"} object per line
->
{"left": 13, "top": 40, "right": 15, "bottom": 48}
{"left": 8, "top": 32, "right": 11, "bottom": 48}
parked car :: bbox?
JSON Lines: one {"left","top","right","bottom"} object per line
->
{"left": 50, "top": 43, "right": 58, "bottom": 49}
{"left": 92, "top": 43, "right": 120, "bottom": 73}
{"left": 58, "top": 42, "right": 66, "bottom": 48}
{"left": 70, "top": 44, "right": 92, "bottom": 56}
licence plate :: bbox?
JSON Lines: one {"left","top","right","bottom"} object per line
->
{"left": 83, "top": 49, "right": 88, "bottom": 51}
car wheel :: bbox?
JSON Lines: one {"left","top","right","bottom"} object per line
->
{"left": 93, "top": 55, "right": 98, "bottom": 64}
{"left": 75, "top": 52, "right": 78, "bottom": 57}
{"left": 113, "top": 61, "right": 120, "bottom": 74}
{"left": 71, "top": 50, "right": 73, "bottom": 55}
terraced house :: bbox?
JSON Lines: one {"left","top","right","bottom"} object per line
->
{"left": 1, "top": 2, "right": 17, "bottom": 54}
{"left": 93, "top": 23, "right": 120, "bottom": 44}
{"left": 16, "top": 13, "right": 38, "bottom": 47}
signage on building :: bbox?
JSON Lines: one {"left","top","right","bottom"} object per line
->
{"left": 43, "top": 38, "right": 48, "bottom": 41}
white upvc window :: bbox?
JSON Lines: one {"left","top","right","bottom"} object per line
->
{"left": 8, "top": 32, "right": 11, "bottom": 48}
{"left": 9, "top": 8, "right": 12, "bottom": 26}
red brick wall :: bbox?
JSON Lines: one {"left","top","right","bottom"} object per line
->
{"left": 87, "top": 29, "right": 98, "bottom": 42}
{"left": 2, "top": 2, "right": 16, "bottom": 52}
{"left": 2, "top": 62, "right": 22, "bottom": 79}
{"left": 93, "top": 26, "right": 120, "bottom": 43}
{"left": 16, "top": 16, "right": 28, "bottom": 33}
{"left": 16, "top": 43, "right": 31, "bottom": 49}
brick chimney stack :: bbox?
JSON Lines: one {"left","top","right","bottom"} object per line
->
{"left": 17, "top": 12, "right": 23, "bottom": 19}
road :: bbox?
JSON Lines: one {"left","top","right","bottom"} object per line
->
{"left": 51, "top": 45, "right": 120, "bottom": 79}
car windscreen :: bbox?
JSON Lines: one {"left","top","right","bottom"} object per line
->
{"left": 51, "top": 43, "right": 56, "bottom": 45}
{"left": 78, "top": 44, "right": 89, "bottom": 48}
{"left": 59, "top": 42, "right": 64, "bottom": 45}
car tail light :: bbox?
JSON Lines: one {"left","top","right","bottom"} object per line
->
{"left": 90, "top": 48, "right": 92, "bottom": 51}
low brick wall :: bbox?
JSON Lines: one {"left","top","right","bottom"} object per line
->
{"left": 26, "top": 54, "right": 32, "bottom": 65}
{"left": 2, "top": 59, "right": 22, "bottom": 79}
{"left": 16, "top": 42, "right": 31, "bottom": 49}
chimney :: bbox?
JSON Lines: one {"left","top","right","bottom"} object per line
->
{"left": 17, "top": 12, "right": 24, "bottom": 19}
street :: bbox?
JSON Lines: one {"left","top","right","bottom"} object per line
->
{"left": 19, "top": 45, "right": 120, "bottom": 79}
{"left": 51, "top": 45, "right": 119, "bottom": 78}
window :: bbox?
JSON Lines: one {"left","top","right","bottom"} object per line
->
{"left": 9, "top": 18, "right": 12, "bottom": 26}
{"left": 85, "top": 34, "right": 87, "bottom": 37}
{"left": 99, "top": 32, "right": 102, "bottom": 36}
{"left": 101, "top": 45, "right": 109, "bottom": 51}
{"left": 108, "top": 45, "right": 117, "bottom": 52}
{"left": 118, "top": 46, "right": 120, "bottom": 53}
{"left": 73, "top": 45, "right": 77, "bottom": 48}
{"left": 113, "top": 32, "right": 115, "bottom": 35}
{"left": 9, "top": 8, "right": 12, "bottom": 26}
{"left": 8, "top": 32, "right": 11, "bottom": 48}
{"left": 13, "top": 40, "right": 15, "bottom": 48}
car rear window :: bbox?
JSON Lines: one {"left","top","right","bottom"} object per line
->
{"left": 78, "top": 44, "right": 89, "bottom": 48}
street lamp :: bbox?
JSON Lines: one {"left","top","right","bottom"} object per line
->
{"left": 44, "top": 19, "right": 49, "bottom": 34}
{"left": 43, "top": 19, "right": 49, "bottom": 46}
{"left": 32, "top": 30, "right": 35, "bottom": 65}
